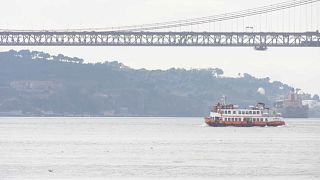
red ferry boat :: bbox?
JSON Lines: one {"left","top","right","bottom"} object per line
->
{"left": 205, "top": 97, "right": 285, "bottom": 127}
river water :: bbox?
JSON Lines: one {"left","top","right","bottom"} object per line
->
{"left": 0, "top": 117, "right": 319, "bottom": 180}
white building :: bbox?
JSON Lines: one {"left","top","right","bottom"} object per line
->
{"left": 302, "top": 100, "right": 320, "bottom": 109}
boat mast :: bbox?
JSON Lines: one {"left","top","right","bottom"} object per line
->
{"left": 222, "top": 95, "right": 227, "bottom": 105}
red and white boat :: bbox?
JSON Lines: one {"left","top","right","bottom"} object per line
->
{"left": 205, "top": 97, "right": 285, "bottom": 127}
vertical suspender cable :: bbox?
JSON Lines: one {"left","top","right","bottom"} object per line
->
{"left": 306, "top": 1, "right": 308, "bottom": 30}
{"left": 294, "top": 0, "right": 296, "bottom": 32}
{"left": 316, "top": 2, "right": 320, "bottom": 30}
{"left": 259, "top": 14, "right": 262, "bottom": 32}
{"left": 282, "top": 7, "right": 284, "bottom": 31}
{"left": 266, "top": 11, "right": 268, "bottom": 32}
{"left": 310, "top": 0, "right": 313, "bottom": 31}
{"left": 242, "top": 17, "right": 245, "bottom": 32}
{"left": 289, "top": 4, "right": 291, "bottom": 31}
{"left": 299, "top": 0, "right": 302, "bottom": 32}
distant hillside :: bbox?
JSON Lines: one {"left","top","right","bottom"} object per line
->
{"left": 0, "top": 50, "right": 294, "bottom": 117}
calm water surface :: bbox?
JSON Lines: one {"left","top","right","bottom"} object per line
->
{"left": 0, "top": 117, "right": 319, "bottom": 180}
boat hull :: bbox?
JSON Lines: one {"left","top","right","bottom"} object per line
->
{"left": 205, "top": 118, "right": 285, "bottom": 127}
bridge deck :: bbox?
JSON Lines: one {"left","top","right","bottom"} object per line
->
{"left": 0, "top": 31, "right": 319, "bottom": 48}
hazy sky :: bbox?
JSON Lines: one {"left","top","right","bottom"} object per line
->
{"left": 0, "top": 0, "right": 319, "bottom": 95}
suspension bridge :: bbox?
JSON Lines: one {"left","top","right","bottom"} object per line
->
{"left": 0, "top": 0, "right": 319, "bottom": 50}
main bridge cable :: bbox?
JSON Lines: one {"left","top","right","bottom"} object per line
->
{"left": 0, "top": 0, "right": 319, "bottom": 32}
{"left": 120, "top": 0, "right": 319, "bottom": 31}
{"left": 0, "top": 0, "right": 316, "bottom": 32}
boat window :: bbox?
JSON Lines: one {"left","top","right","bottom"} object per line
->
{"left": 232, "top": 118, "right": 234, "bottom": 121}
{"left": 233, "top": 111, "right": 236, "bottom": 114}
{"left": 257, "top": 111, "right": 260, "bottom": 114}
{"left": 228, "top": 111, "right": 231, "bottom": 114}
{"left": 253, "top": 111, "right": 256, "bottom": 114}
{"left": 265, "top": 118, "right": 268, "bottom": 122}
{"left": 242, "top": 111, "right": 245, "bottom": 114}
{"left": 249, "top": 111, "right": 252, "bottom": 114}
{"left": 215, "top": 117, "right": 219, "bottom": 120}
{"left": 246, "top": 111, "right": 248, "bottom": 114}
{"left": 238, "top": 111, "right": 241, "bottom": 114}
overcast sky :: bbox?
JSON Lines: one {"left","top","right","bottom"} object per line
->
{"left": 0, "top": 0, "right": 319, "bottom": 95}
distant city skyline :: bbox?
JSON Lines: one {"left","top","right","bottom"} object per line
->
{"left": 0, "top": 0, "right": 319, "bottom": 95}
